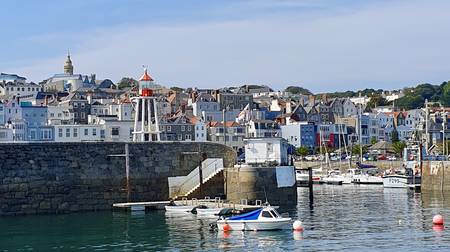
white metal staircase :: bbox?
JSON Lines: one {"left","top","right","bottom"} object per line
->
{"left": 168, "top": 158, "right": 224, "bottom": 199}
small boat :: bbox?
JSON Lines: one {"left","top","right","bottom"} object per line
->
{"left": 216, "top": 206, "right": 291, "bottom": 231}
{"left": 165, "top": 203, "right": 196, "bottom": 213}
{"left": 356, "top": 162, "right": 377, "bottom": 169}
{"left": 295, "top": 169, "right": 323, "bottom": 185}
{"left": 322, "top": 170, "right": 347, "bottom": 185}
{"left": 350, "top": 168, "right": 383, "bottom": 185}
{"left": 195, "top": 207, "right": 224, "bottom": 216}
{"left": 382, "top": 168, "right": 421, "bottom": 188}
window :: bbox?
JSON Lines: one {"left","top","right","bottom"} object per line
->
{"left": 84, "top": 128, "right": 89, "bottom": 136}
{"left": 185, "top": 134, "right": 191, "bottom": 140}
{"left": 111, "top": 127, "right": 119, "bottom": 136}
{"left": 50, "top": 113, "right": 55, "bottom": 117}
{"left": 181, "top": 125, "right": 185, "bottom": 132}
{"left": 66, "top": 128, "right": 70, "bottom": 137}
{"left": 100, "top": 129, "right": 105, "bottom": 139}
{"left": 167, "top": 126, "right": 172, "bottom": 132}
{"left": 177, "top": 134, "right": 183, "bottom": 141}
{"left": 187, "top": 126, "right": 192, "bottom": 131}
{"left": 59, "top": 128, "right": 63, "bottom": 138}
{"left": 81, "top": 103, "right": 85, "bottom": 108}
{"left": 73, "top": 103, "right": 78, "bottom": 108}
{"left": 81, "top": 112, "right": 85, "bottom": 119}
{"left": 232, "top": 136, "right": 238, "bottom": 141}
{"left": 262, "top": 211, "right": 273, "bottom": 218}
{"left": 73, "top": 128, "right": 78, "bottom": 137}
{"left": 30, "top": 129, "right": 36, "bottom": 140}
{"left": 92, "top": 129, "right": 97, "bottom": 136}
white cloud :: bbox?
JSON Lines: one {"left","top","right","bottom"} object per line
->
{"left": 5, "top": 0, "right": 450, "bottom": 92}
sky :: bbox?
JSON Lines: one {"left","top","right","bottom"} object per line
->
{"left": 1, "top": 0, "right": 450, "bottom": 93}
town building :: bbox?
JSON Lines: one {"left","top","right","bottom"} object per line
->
{"left": 281, "top": 122, "right": 316, "bottom": 151}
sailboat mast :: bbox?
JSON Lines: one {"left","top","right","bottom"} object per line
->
{"left": 359, "top": 93, "right": 363, "bottom": 163}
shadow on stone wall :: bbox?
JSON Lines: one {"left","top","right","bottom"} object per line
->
{"left": 0, "top": 142, "right": 235, "bottom": 216}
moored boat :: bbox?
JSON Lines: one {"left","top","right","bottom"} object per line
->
{"left": 216, "top": 206, "right": 291, "bottom": 231}
{"left": 165, "top": 203, "right": 196, "bottom": 213}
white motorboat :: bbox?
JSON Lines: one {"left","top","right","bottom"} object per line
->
{"left": 348, "top": 168, "right": 383, "bottom": 185}
{"left": 322, "top": 170, "right": 351, "bottom": 185}
{"left": 382, "top": 174, "right": 421, "bottom": 188}
{"left": 164, "top": 205, "right": 195, "bottom": 213}
{"left": 216, "top": 206, "right": 291, "bottom": 231}
{"left": 295, "top": 169, "right": 323, "bottom": 185}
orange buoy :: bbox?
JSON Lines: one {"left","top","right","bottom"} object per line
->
{"left": 433, "top": 215, "right": 444, "bottom": 225}
{"left": 223, "top": 223, "right": 231, "bottom": 232}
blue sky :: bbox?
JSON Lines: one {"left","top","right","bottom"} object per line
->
{"left": 1, "top": 0, "right": 450, "bottom": 92}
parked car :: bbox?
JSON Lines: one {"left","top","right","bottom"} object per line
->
{"left": 377, "top": 155, "right": 387, "bottom": 160}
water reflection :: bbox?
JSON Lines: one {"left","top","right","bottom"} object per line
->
{"left": 1, "top": 186, "right": 450, "bottom": 251}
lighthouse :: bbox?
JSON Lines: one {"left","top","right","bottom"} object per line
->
{"left": 132, "top": 68, "right": 161, "bottom": 142}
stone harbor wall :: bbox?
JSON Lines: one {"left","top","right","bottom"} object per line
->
{"left": 422, "top": 161, "right": 450, "bottom": 192}
{"left": 0, "top": 142, "right": 235, "bottom": 216}
{"left": 225, "top": 166, "right": 297, "bottom": 206}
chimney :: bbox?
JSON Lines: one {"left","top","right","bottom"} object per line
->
{"left": 87, "top": 92, "right": 93, "bottom": 104}
{"left": 285, "top": 99, "right": 292, "bottom": 114}
{"left": 308, "top": 95, "right": 315, "bottom": 106}
{"left": 322, "top": 93, "right": 328, "bottom": 104}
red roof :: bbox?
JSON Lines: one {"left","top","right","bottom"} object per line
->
{"left": 139, "top": 69, "right": 154, "bottom": 82}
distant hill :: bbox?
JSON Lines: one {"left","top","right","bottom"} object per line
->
{"left": 284, "top": 86, "right": 312, "bottom": 95}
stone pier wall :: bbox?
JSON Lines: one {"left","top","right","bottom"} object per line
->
{"left": 422, "top": 161, "right": 450, "bottom": 192}
{"left": 0, "top": 142, "right": 235, "bottom": 216}
{"left": 225, "top": 166, "right": 297, "bottom": 206}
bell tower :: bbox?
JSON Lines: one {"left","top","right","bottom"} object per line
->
{"left": 64, "top": 51, "right": 74, "bottom": 75}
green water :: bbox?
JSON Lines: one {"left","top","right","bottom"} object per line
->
{"left": 1, "top": 186, "right": 450, "bottom": 251}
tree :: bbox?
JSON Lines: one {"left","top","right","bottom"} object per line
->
{"left": 351, "top": 144, "right": 368, "bottom": 156}
{"left": 170, "top": 86, "right": 185, "bottom": 93}
{"left": 296, "top": 146, "right": 310, "bottom": 157}
{"left": 371, "top": 136, "right": 377, "bottom": 145}
{"left": 391, "top": 128, "right": 399, "bottom": 143}
{"left": 392, "top": 141, "right": 407, "bottom": 157}
{"left": 440, "top": 81, "right": 450, "bottom": 106}
{"left": 117, "top": 77, "right": 138, "bottom": 89}
{"left": 367, "top": 94, "right": 389, "bottom": 108}
{"left": 285, "top": 86, "right": 312, "bottom": 95}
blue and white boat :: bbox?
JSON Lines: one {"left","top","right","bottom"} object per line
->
{"left": 216, "top": 206, "right": 291, "bottom": 231}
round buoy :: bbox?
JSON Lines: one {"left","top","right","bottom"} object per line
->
{"left": 293, "top": 220, "right": 304, "bottom": 231}
{"left": 223, "top": 223, "right": 231, "bottom": 232}
{"left": 433, "top": 215, "right": 444, "bottom": 225}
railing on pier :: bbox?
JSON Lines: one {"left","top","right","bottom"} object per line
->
{"left": 168, "top": 158, "right": 224, "bottom": 199}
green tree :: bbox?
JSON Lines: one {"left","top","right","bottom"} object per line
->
{"left": 296, "top": 146, "right": 310, "bottom": 157}
{"left": 351, "top": 144, "right": 368, "bottom": 156}
{"left": 367, "top": 94, "right": 389, "bottom": 108}
{"left": 440, "top": 81, "right": 450, "bottom": 106}
{"left": 371, "top": 136, "right": 377, "bottom": 145}
{"left": 117, "top": 77, "right": 138, "bottom": 89}
{"left": 170, "top": 86, "right": 185, "bottom": 93}
{"left": 284, "top": 86, "right": 312, "bottom": 95}
{"left": 391, "top": 128, "right": 399, "bottom": 143}
{"left": 392, "top": 141, "right": 407, "bottom": 157}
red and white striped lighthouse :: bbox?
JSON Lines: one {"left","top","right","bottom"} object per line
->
{"left": 132, "top": 67, "right": 161, "bottom": 142}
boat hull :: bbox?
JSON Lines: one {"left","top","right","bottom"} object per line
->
{"left": 217, "top": 218, "right": 291, "bottom": 231}
{"left": 164, "top": 205, "right": 195, "bottom": 213}
{"left": 382, "top": 175, "right": 421, "bottom": 188}
{"left": 196, "top": 208, "right": 223, "bottom": 216}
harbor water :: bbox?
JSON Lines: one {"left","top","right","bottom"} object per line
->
{"left": 1, "top": 185, "right": 450, "bottom": 251}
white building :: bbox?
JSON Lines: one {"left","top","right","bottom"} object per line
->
{"left": 192, "top": 117, "right": 207, "bottom": 142}
{"left": 244, "top": 137, "right": 289, "bottom": 165}
{"left": 0, "top": 102, "right": 4, "bottom": 125}
{"left": 47, "top": 105, "right": 73, "bottom": 125}
{"left": 0, "top": 127, "right": 13, "bottom": 142}
{"left": 0, "top": 82, "right": 42, "bottom": 99}
{"left": 54, "top": 124, "right": 102, "bottom": 142}
{"left": 95, "top": 116, "right": 134, "bottom": 142}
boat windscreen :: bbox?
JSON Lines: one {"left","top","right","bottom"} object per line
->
{"left": 227, "top": 208, "right": 262, "bottom": 221}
